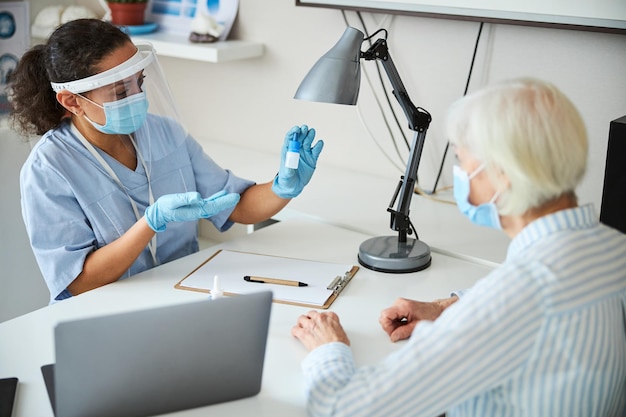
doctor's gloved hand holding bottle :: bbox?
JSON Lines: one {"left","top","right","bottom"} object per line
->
{"left": 272, "top": 125, "right": 324, "bottom": 199}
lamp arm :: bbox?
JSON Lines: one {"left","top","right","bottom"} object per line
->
{"left": 362, "top": 39, "right": 432, "bottom": 242}
{"left": 361, "top": 39, "right": 432, "bottom": 132}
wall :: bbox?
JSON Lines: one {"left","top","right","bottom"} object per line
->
{"left": 0, "top": 126, "right": 48, "bottom": 322}
{"left": 158, "top": 0, "right": 626, "bottom": 212}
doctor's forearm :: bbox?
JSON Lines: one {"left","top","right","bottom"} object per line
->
{"left": 67, "top": 218, "right": 156, "bottom": 296}
{"left": 229, "top": 182, "right": 289, "bottom": 224}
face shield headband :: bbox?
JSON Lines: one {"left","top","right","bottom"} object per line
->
{"left": 50, "top": 43, "right": 155, "bottom": 94}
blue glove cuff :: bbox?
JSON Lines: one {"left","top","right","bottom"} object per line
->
{"left": 145, "top": 205, "right": 166, "bottom": 232}
{"left": 271, "top": 175, "right": 300, "bottom": 199}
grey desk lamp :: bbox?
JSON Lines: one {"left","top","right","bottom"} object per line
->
{"left": 294, "top": 26, "right": 432, "bottom": 273}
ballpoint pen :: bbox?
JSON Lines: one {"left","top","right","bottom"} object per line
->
{"left": 243, "top": 275, "right": 308, "bottom": 287}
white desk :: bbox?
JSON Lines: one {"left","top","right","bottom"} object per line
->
{"left": 203, "top": 139, "right": 509, "bottom": 266}
{"left": 0, "top": 219, "right": 493, "bottom": 417}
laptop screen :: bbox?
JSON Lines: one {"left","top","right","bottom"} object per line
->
{"left": 42, "top": 291, "right": 272, "bottom": 417}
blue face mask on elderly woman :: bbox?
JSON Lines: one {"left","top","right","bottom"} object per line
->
{"left": 453, "top": 164, "right": 502, "bottom": 229}
{"left": 80, "top": 91, "right": 149, "bottom": 135}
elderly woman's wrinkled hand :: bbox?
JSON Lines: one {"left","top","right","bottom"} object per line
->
{"left": 292, "top": 310, "right": 350, "bottom": 351}
{"left": 379, "top": 297, "right": 451, "bottom": 342}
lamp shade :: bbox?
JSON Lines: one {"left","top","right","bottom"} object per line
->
{"left": 294, "top": 27, "right": 365, "bottom": 105}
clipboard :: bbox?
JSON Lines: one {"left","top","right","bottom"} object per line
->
{"left": 175, "top": 250, "right": 359, "bottom": 309}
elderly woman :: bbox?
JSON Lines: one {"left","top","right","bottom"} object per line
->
{"left": 292, "top": 78, "right": 626, "bottom": 417}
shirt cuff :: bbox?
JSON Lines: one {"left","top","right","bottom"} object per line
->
{"left": 451, "top": 289, "right": 468, "bottom": 298}
{"left": 302, "top": 342, "right": 355, "bottom": 388}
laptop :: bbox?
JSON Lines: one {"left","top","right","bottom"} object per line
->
{"left": 0, "top": 377, "right": 18, "bottom": 417}
{"left": 41, "top": 291, "right": 272, "bottom": 417}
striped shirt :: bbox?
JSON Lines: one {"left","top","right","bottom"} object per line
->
{"left": 301, "top": 204, "right": 626, "bottom": 417}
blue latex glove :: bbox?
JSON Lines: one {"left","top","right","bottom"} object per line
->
{"left": 145, "top": 190, "right": 240, "bottom": 232}
{"left": 272, "top": 125, "right": 324, "bottom": 199}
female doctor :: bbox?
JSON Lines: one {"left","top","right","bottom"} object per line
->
{"left": 9, "top": 19, "right": 324, "bottom": 303}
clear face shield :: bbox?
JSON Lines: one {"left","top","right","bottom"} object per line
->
{"left": 50, "top": 43, "right": 187, "bottom": 165}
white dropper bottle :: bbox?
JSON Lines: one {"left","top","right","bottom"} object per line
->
{"left": 211, "top": 275, "right": 224, "bottom": 300}
{"left": 285, "top": 133, "right": 300, "bottom": 169}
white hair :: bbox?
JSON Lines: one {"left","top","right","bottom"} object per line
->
{"left": 446, "top": 78, "right": 588, "bottom": 216}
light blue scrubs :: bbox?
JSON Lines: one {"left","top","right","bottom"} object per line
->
{"left": 20, "top": 117, "right": 254, "bottom": 303}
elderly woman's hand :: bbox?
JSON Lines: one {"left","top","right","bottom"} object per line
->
{"left": 379, "top": 297, "right": 458, "bottom": 342}
{"left": 292, "top": 310, "right": 350, "bottom": 351}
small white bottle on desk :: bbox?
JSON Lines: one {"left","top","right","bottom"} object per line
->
{"left": 211, "top": 275, "right": 224, "bottom": 300}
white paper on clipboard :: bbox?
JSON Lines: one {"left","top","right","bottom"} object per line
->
{"left": 175, "top": 250, "right": 359, "bottom": 308}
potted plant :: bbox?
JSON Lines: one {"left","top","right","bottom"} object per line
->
{"left": 105, "top": 0, "right": 148, "bottom": 26}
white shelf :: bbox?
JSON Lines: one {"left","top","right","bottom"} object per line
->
{"left": 130, "top": 31, "right": 264, "bottom": 63}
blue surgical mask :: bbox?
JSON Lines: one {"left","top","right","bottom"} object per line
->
{"left": 81, "top": 92, "right": 149, "bottom": 135}
{"left": 453, "top": 164, "right": 501, "bottom": 230}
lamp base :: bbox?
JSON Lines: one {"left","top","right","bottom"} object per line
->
{"left": 358, "top": 236, "right": 431, "bottom": 273}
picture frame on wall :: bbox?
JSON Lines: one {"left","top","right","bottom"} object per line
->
{"left": 295, "top": 0, "right": 626, "bottom": 34}
{"left": 0, "top": 1, "right": 30, "bottom": 117}
{"left": 147, "top": 0, "right": 239, "bottom": 41}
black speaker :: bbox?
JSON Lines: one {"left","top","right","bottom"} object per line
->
{"left": 599, "top": 115, "right": 626, "bottom": 234}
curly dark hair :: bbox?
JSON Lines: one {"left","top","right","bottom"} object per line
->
{"left": 8, "top": 19, "right": 131, "bottom": 135}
